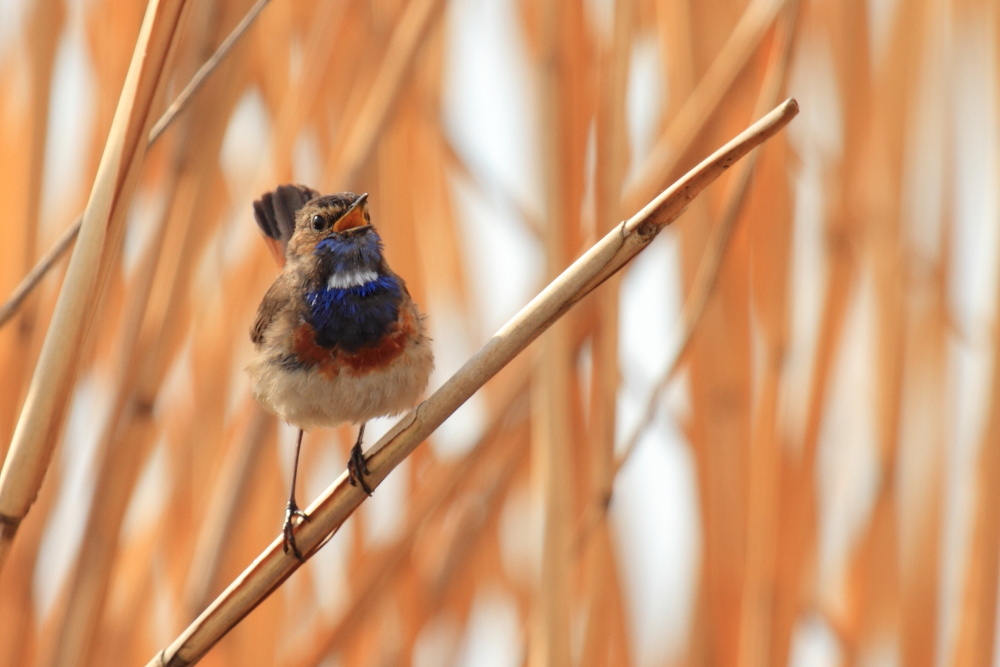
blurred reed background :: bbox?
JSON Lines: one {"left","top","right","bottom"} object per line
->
{"left": 0, "top": 0, "right": 996, "bottom": 665}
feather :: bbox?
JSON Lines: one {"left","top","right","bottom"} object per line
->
{"left": 252, "top": 184, "right": 320, "bottom": 267}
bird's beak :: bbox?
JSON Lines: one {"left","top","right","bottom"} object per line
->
{"left": 332, "top": 193, "right": 369, "bottom": 232}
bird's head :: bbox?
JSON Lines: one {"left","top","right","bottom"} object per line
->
{"left": 286, "top": 191, "right": 390, "bottom": 292}
{"left": 286, "top": 192, "right": 383, "bottom": 265}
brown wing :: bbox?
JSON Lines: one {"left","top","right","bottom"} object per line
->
{"left": 252, "top": 184, "right": 319, "bottom": 267}
{"left": 250, "top": 275, "right": 291, "bottom": 347}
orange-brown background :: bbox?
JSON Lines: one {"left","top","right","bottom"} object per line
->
{"left": 0, "top": 0, "right": 996, "bottom": 666}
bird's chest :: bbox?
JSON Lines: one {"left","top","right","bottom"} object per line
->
{"left": 289, "top": 274, "right": 409, "bottom": 377}
{"left": 302, "top": 272, "right": 401, "bottom": 350}
{"left": 252, "top": 301, "right": 431, "bottom": 429}
{"left": 291, "top": 319, "right": 411, "bottom": 377}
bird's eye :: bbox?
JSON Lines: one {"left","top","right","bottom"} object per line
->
{"left": 311, "top": 214, "right": 325, "bottom": 231}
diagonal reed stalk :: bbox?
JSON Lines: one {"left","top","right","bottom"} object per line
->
{"left": 0, "top": 0, "right": 193, "bottom": 575}
{"left": 0, "top": 218, "right": 81, "bottom": 330}
{"left": 622, "top": 0, "right": 791, "bottom": 213}
{"left": 0, "top": 0, "right": 274, "bottom": 331}
{"left": 146, "top": 97, "right": 799, "bottom": 667}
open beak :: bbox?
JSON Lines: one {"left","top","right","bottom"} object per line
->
{"left": 332, "top": 192, "right": 369, "bottom": 232}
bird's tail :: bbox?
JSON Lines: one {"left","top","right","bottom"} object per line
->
{"left": 252, "top": 184, "right": 319, "bottom": 267}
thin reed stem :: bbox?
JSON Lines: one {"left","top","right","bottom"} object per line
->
{"left": 0, "top": 0, "right": 275, "bottom": 332}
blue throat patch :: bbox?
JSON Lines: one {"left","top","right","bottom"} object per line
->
{"left": 305, "top": 276, "right": 402, "bottom": 351}
{"left": 314, "top": 234, "right": 383, "bottom": 272}
{"left": 306, "top": 231, "right": 402, "bottom": 351}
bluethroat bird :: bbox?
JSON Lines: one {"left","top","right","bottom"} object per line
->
{"left": 247, "top": 185, "right": 434, "bottom": 559}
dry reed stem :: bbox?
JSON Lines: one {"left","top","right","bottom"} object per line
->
{"left": 534, "top": 1, "right": 580, "bottom": 665}
{"left": 182, "top": 403, "right": 272, "bottom": 615}
{"left": 898, "top": 261, "right": 947, "bottom": 666}
{"left": 0, "top": 0, "right": 64, "bottom": 436}
{"left": 39, "top": 167, "right": 179, "bottom": 667}
{"left": 672, "top": 2, "right": 764, "bottom": 657}
{"left": 571, "top": 12, "right": 793, "bottom": 558}
{"left": 147, "top": 0, "right": 272, "bottom": 143}
{"left": 581, "top": 0, "right": 632, "bottom": 663}
{"left": 897, "top": 2, "right": 949, "bottom": 663}
{"left": 0, "top": 0, "right": 192, "bottom": 574}
{"left": 655, "top": 0, "right": 695, "bottom": 117}
{"left": 283, "top": 387, "right": 530, "bottom": 667}
{"left": 21, "top": 5, "right": 259, "bottom": 652}
{"left": 422, "top": 436, "right": 528, "bottom": 599}
{"left": 124, "top": 158, "right": 246, "bottom": 633}
{"left": 622, "top": 0, "right": 789, "bottom": 215}
{"left": 735, "top": 8, "right": 798, "bottom": 666}
{"left": 0, "top": 0, "right": 70, "bottom": 624}
{"left": 0, "top": 217, "right": 81, "bottom": 330}
{"left": 0, "top": 0, "right": 275, "bottom": 332}
{"left": 0, "top": 443, "right": 58, "bottom": 665}
{"left": 145, "top": 98, "right": 798, "bottom": 667}
{"left": 438, "top": 128, "right": 546, "bottom": 240}
{"left": 949, "top": 5, "right": 1000, "bottom": 663}
{"left": 21, "top": 0, "right": 63, "bottom": 265}
{"left": 264, "top": 0, "right": 351, "bottom": 180}
{"left": 836, "top": 0, "right": 923, "bottom": 655}
{"left": 325, "top": 0, "right": 447, "bottom": 189}
{"left": 953, "top": 231, "right": 1000, "bottom": 666}
{"left": 766, "top": 2, "right": 870, "bottom": 662}
{"left": 611, "top": 7, "right": 794, "bottom": 494}
{"left": 286, "top": 361, "right": 534, "bottom": 663}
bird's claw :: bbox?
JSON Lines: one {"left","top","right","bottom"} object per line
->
{"left": 347, "top": 443, "right": 373, "bottom": 496}
{"left": 282, "top": 500, "right": 309, "bottom": 561}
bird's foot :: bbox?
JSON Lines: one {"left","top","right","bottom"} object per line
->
{"left": 347, "top": 442, "right": 373, "bottom": 496}
{"left": 282, "top": 500, "right": 309, "bottom": 561}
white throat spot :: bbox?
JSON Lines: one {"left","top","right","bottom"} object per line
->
{"left": 327, "top": 269, "right": 379, "bottom": 289}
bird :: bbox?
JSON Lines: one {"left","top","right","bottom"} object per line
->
{"left": 246, "top": 184, "right": 434, "bottom": 560}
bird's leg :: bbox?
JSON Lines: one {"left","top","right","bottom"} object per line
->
{"left": 347, "top": 423, "right": 373, "bottom": 496}
{"left": 283, "top": 428, "right": 309, "bottom": 561}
